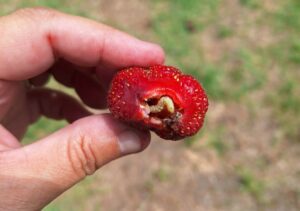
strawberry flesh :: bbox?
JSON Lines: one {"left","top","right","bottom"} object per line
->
{"left": 107, "top": 65, "right": 208, "bottom": 140}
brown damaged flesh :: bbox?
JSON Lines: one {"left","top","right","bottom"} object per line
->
{"left": 140, "top": 96, "right": 183, "bottom": 135}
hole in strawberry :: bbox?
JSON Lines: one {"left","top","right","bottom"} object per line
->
{"left": 146, "top": 98, "right": 159, "bottom": 106}
{"left": 146, "top": 96, "right": 176, "bottom": 119}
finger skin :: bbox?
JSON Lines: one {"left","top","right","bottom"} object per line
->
{"left": 0, "top": 114, "right": 150, "bottom": 210}
{"left": 0, "top": 8, "right": 158, "bottom": 210}
{"left": 0, "top": 125, "right": 21, "bottom": 150}
{"left": 0, "top": 8, "right": 165, "bottom": 81}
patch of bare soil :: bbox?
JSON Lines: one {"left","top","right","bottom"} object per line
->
{"left": 97, "top": 0, "right": 151, "bottom": 37}
{"left": 79, "top": 99, "right": 298, "bottom": 211}
{"left": 200, "top": 0, "right": 280, "bottom": 64}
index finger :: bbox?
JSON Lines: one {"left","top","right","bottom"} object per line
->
{"left": 0, "top": 8, "right": 165, "bottom": 80}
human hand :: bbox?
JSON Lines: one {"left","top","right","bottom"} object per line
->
{"left": 0, "top": 8, "right": 164, "bottom": 211}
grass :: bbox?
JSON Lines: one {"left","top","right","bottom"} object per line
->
{"left": 237, "top": 167, "right": 265, "bottom": 201}
{"left": 239, "top": 0, "right": 261, "bottom": 9}
{"left": 275, "top": 0, "right": 300, "bottom": 31}
{"left": 261, "top": 0, "right": 300, "bottom": 141}
{"left": 23, "top": 117, "right": 67, "bottom": 144}
{"left": 44, "top": 176, "right": 104, "bottom": 211}
{"left": 267, "top": 76, "right": 300, "bottom": 140}
{"left": 152, "top": 0, "right": 220, "bottom": 67}
{"left": 228, "top": 49, "right": 266, "bottom": 100}
{"left": 206, "top": 127, "right": 228, "bottom": 156}
{"left": 285, "top": 39, "right": 300, "bottom": 65}
{"left": 217, "top": 25, "right": 234, "bottom": 39}
{"left": 153, "top": 165, "right": 172, "bottom": 182}
{"left": 0, "top": 0, "right": 90, "bottom": 17}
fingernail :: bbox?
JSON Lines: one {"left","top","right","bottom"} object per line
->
{"left": 118, "top": 131, "right": 142, "bottom": 154}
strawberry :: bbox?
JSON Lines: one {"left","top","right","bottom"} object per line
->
{"left": 107, "top": 65, "right": 208, "bottom": 140}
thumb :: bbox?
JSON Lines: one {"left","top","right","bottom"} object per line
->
{"left": 0, "top": 114, "right": 150, "bottom": 210}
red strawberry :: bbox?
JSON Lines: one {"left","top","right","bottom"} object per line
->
{"left": 107, "top": 65, "right": 208, "bottom": 140}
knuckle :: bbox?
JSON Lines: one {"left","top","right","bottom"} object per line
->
{"left": 66, "top": 131, "right": 98, "bottom": 177}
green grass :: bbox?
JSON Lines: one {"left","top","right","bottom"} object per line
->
{"left": 275, "top": 0, "right": 300, "bottom": 32}
{"left": 153, "top": 165, "right": 172, "bottom": 182}
{"left": 181, "top": 64, "right": 226, "bottom": 100}
{"left": 23, "top": 117, "right": 67, "bottom": 144}
{"left": 0, "top": 0, "right": 90, "bottom": 16}
{"left": 237, "top": 167, "right": 265, "bottom": 201}
{"left": 239, "top": 0, "right": 261, "bottom": 9}
{"left": 206, "top": 128, "right": 228, "bottom": 156}
{"left": 287, "top": 39, "right": 300, "bottom": 65}
{"left": 45, "top": 176, "right": 104, "bottom": 211}
{"left": 261, "top": 0, "right": 300, "bottom": 141}
{"left": 152, "top": 0, "right": 220, "bottom": 66}
{"left": 266, "top": 76, "right": 300, "bottom": 140}
{"left": 217, "top": 25, "right": 234, "bottom": 39}
{"left": 228, "top": 49, "right": 266, "bottom": 100}
{"left": 19, "top": 0, "right": 68, "bottom": 9}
